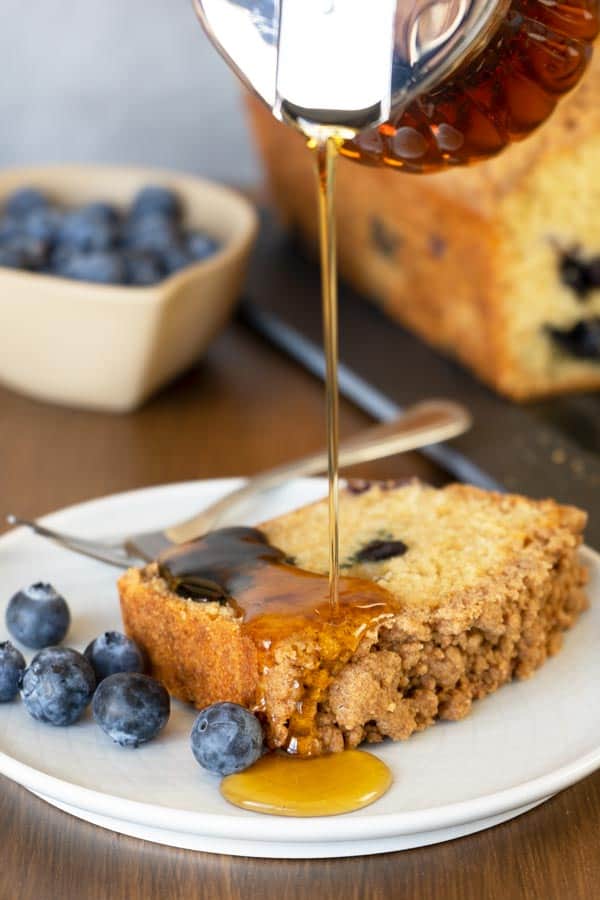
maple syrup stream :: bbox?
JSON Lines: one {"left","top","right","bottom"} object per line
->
{"left": 314, "top": 135, "right": 341, "bottom": 613}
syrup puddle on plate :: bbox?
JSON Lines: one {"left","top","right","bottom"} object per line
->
{"left": 221, "top": 749, "right": 392, "bottom": 817}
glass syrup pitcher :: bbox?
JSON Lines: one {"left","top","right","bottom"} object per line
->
{"left": 193, "top": 0, "right": 598, "bottom": 169}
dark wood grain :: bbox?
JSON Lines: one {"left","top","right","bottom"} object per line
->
{"left": 0, "top": 322, "right": 597, "bottom": 900}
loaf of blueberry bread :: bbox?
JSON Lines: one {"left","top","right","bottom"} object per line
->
{"left": 246, "top": 51, "right": 600, "bottom": 400}
{"left": 118, "top": 481, "right": 588, "bottom": 756}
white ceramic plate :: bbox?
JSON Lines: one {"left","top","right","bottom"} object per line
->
{"left": 0, "top": 479, "right": 598, "bottom": 859}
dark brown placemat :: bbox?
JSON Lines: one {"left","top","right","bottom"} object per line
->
{"left": 241, "top": 214, "right": 600, "bottom": 546}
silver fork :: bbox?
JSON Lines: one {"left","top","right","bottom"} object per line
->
{"left": 6, "top": 398, "right": 470, "bottom": 569}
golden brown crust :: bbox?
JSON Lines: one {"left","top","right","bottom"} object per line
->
{"left": 118, "top": 483, "right": 589, "bottom": 754}
{"left": 245, "top": 51, "right": 600, "bottom": 400}
{"left": 119, "top": 566, "right": 258, "bottom": 708}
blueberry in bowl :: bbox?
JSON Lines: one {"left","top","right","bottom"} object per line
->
{"left": 93, "top": 672, "right": 170, "bottom": 747}
{"left": 187, "top": 231, "right": 219, "bottom": 263}
{"left": 0, "top": 242, "right": 31, "bottom": 270}
{"left": 0, "top": 235, "right": 47, "bottom": 271}
{"left": 58, "top": 250, "right": 126, "bottom": 285}
{"left": 123, "top": 250, "right": 164, "bottom": 286}
{"left": 6, "top": 582, "right": 70, "bottom": 649}
{"left": 5, "top": 187, "right": 48, "bottom": 219}
{"left": 21, "top": 647, "right": 96, "bottom": 726}
{"left": 59, "top": 208, "right": 119, "bottom": 253}
{"left": 0, "top": 184, "right": 222, "bottom": 285}
{"left": 22, "top": 207, "right": 64, "bottom": 245}
{"left": 160, "top": 242, "right": 191, "bottom": 276}
{"left": 130, "top": 185, "right": 181, "bottom": 222}
{"left": 79, "top": 201, "right": 121, "bottom": 226}
{"left": 123, "top": 212, "right": 180, "bottom": 256}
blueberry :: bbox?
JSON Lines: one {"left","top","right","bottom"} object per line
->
{"left": 21, "top": 236, "right": 48, "bottom": 270}
{"left": 84, "top": 631, "right": 146, "bottom": 682}
{"left": 587, "top": 256, "right": 600, "bottom": 288}
{"left": 355, "top": 539, "right": 408, "bottom": 562}
{"left": 186, "top": 231, "right": 219, "bottom": 263}
{"left": 559, "top": 251, "right": 600, "bottom": 301}
{"left": 550, "top": 318, "right": 600, "bottom": 359}
{"left": 190, "top": 702, "right": 264, "bottom": 775}
{"left": 59, "top": 250, "right": 125, "bottom": 284}
{"left": 6, "top": 583, "right": 70, "bottom": 649}
{"left": 92, "top": 673, "right": 170, "bottom": 747}
{"left": 161, "top": 243, "right": 190, "bottom": 275}
{"left": 21, "top": 647, "right": 96, "bottom": 725}
{"left": 0, "top": 235, "right": 47, "bottom": 271}
{"left": 79, "top": 202, "right": 120, "bottom": 226}
{"left": 5, "top": 187, "right": 48, "bottom": 219}
{"left": 0, "top": 242, "right": 28, "bottom": 269}
{"left": 59, "top": 209, "right": 118, "bottom": 252}
{"left": 130, "top": 186, "right": 180, "bottom": 221}
{"left": 22, "top": 207, "right": 64, "bottom": 244}
{"left": 124, "top": 213, "right": 179, "bottom": 254}
{"left": 48, "top": 244, "right": 73, "bottom": 276}
{"left": 346, "top": 479, "right": 372, "bottom": 495}
{"left": 124, "top": 250, "right": 164, "bottom": 286}
{"left": 0, "top": 641, "right": 26, "bottom": 702}
{"left": 0, "top": 216, "right": 22, "bottom": 243}
{"left": 559, "top": 251, "right": 589, "bottom": 299}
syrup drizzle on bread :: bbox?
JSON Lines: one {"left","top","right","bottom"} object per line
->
{"left": 159, "top": 527, "right": 398, "bottom": 756}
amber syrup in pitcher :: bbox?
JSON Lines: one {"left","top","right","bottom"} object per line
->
{"left": 344, "top": 0, "right": 600, "bottom": 171}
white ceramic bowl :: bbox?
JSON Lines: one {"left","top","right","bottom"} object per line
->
{"left": 0, "top": 165, "right": 258, "bottom": 411}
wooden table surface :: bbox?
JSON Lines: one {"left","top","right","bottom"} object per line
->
{"left": 1, "top": 322, "right": 599, "bottom": 900}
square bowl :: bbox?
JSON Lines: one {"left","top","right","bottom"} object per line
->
{"left": 0, "top": 164, "right": 258, "bottom": 412}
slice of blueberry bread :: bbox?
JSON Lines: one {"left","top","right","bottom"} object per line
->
{"left": 118, "top": 481, "right": 588, "bottom": 755}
